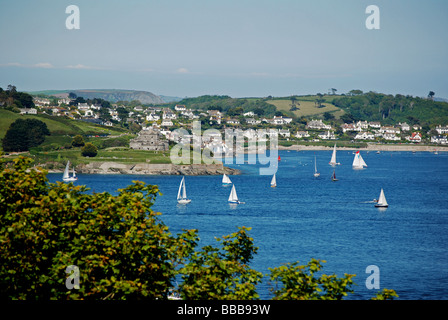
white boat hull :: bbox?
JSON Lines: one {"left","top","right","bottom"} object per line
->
{"left": 178, "top": 199, "right": 191, "bottom": 204}
{"left": 63, "top": 177, "right": 78, "bottom": 182}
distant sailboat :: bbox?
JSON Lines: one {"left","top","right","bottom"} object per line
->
{"left": 177, "top": 176, "right": 191, "bottom": 204}
{"left": 228, "top": 184, "right": 240, "bottom": 204}
{"left": 222, "top": 173, "right": 232, "bottom": 186}
{"left": 331, "top": 169, "right": 338, "bottom": 181}
{"left": 278, "top": 156, "right": 281, "bottom": 162}
{"left": 313, "top": 155, "right": 320, "bottom": 177}
{"left": 329, "top": 144, "right": 340, "bottom": 166}
{"left": 352, "top": 151, "right": 367, "bottom": 170}
{"left": 62, "top": 161, "right": 78, "bottom": 182}
{"left": 374, "top": 189, "right": 388, "bottom": 208}
{"left": 271, "top": 173, "right": 277, "bottom": 187}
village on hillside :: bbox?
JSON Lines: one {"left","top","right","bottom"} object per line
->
{"left": 24, "top": 96, "right": 448, "bottom": 152}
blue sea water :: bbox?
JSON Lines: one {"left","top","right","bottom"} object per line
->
{"left": 47, "top": 150, "right": 448, "bottom": 300}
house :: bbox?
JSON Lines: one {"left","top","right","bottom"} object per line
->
{"left": 341, "top": 123, "right": 361, "bottom": 133}
{"left": 356, "top": 121, "right": 369, "bottom": 130}
{"left": 354, "top": 131, "right": 375, "bottom": 140}
{"left": 381, "top": 126, "right": 401, "bottom": 135}
{"left": 134, "top": 105, "right": 144, "bottom": 112}
{"left": 406, "top": 132, "right": 422, "bottom": 143}
{"left": 174, "top": 104, "right": 186, "bottom": 112}
{"left": 369, "top": 121, "right": 381, "bottom": 129}
{"left": 226, "top": 118, "right": 240, "bottom": 125}
{"left": 383, "top": 133, "right": 401, "bottom": 141}
{"left": 19, "top": 108, "right": 37, "bottom": 115}
{"left": 103, "top": 121, "right": 113, "bottom": 127}
{"left": 163, "top": 110, "right": 177, "bottom": 120}
{"left": 278, "top": 129, "right": 291, "bottom": 138}
{"left": 295, "top": 131, "right": 310, "bottom": 139}
{"left": 146, "top": 113, "right": 160, "bottom": 122}
{"left": 306, "top": 119, "right": 332, "bottom": 130}
{"left": 77, "top": 103, "right": 90, "bottom": 111}
{"left": 431, "top": 135, "right": 448, "bottom": 144}
{"left": 399, "top": 122, "right": 410, "bottom": 131}
{"left": 318, "top": 131, "right": 336, "bottom": 140}
{"left": 161, "top": 119, "right": 173, "bottom": 127}
{"left": 129, "top": 128, "right": 169, "bottom": 151}
{"left": 272, "top": 116, "right": 293, "bottom": 125}
{"left": 435, "top": 125, "right": 448, "bottom": 135}
{"left": 243, "top": 111, "right": 255, "bottom": 117}
{"left": 33, "top": 98, "right": 50, "bottom": 106}
{"left": 245, "top": 118, "right": 260, "bottom": 125}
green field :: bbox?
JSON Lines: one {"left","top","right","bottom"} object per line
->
{"left": 266, "top": 96, "right": 345, "bottom": 119}
{"left": 0, "top": 109, "right": 125, "bottom": 139}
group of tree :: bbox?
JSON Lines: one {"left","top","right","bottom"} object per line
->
{"left": 71, "top": 135, "right": 98, "bottom": 157}
{"left": 0, "top": 157, "right": 398, "bottom": 300}
{"left": 2, "top": 119, "right": 50, "bottom": 152}
{"left": 0, "top": 85, "right": 35, "bottom": 111}
{"left": 332, "top": 91, "right": 448, "bottom": 125}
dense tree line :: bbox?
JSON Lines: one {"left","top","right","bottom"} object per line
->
{"left": 2, "top": 119, "right": 50, "bottom": 152}
{"left": 332, "top": 91, "right": 448, "bottom": 125}
{"left": 169, "top": 95, "right": 277, "bottom": 117}
{"left": 0, "top": 85, "right": 35, "bottom": 111}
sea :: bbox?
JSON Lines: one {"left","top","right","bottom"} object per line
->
{"left": 47, "top": 150, "right": 448, "bottom": 300}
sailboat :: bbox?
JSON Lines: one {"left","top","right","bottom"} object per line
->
{"left": 331, "top": 169, "right": 338, "bottom": 181}
{"left": 228, "top": 184, "right": 240, "bottom": 204}
{"left": 313, "top": 155, "right": 320, "bottom": 177}
{"left": 374, "top": 189, "right": 388, "bottom": 208}
{"left": 329, "top": 144, "right": 340, "bottom": 166}
{"left": 222, "top": 173, "right": 232, "bottom": 186}
{"left": 352, "top": 151, "right": 367, "bottom": 170}
{"left": 62, "top": 161, "right": 78, "bottom": 182}
{"left": 270, "top": 173, "right": 277, "bottom": 187}
{"left": 177, "top": 176, "right": 191, "bottom": 204}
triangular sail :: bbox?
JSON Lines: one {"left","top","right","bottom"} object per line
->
{"left": 63, "top": 161, "right": 70, "bottom": 179}
{"left": 182, "top": 177, "right": 187, "bottom": 199}
{"left": 222, "top": 174, "right": 232, "bottom": 184}
{"left": 177, "top": 177, "right": 184, "bottom": 200}
{"left": 271, "top": 174, "right": 276, "bottom": 187}
{"left": 228, "top": 185, "right": 238, "bottom": 202}
{"left": 378, "top": 189, "right": 388, "bottom": 206}
{"left": 330, "top": 144, "right": 337, "bottom": 165}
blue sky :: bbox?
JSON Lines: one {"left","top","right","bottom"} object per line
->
{"left": 0, "top": 0, "right": 447, "bottom": 98}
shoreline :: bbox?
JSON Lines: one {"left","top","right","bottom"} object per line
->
{"left": 277, "top": 143, "right": 448, "bottom": 152}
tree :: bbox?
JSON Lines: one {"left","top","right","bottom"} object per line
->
{"left": 68, "top": 92, "right": 77, "bottom": 99}
{"left": 1, "top": 157, "right": 398, "bottom": 300}
{"left": 331, "top": 88, "right": 337, "bottom": 95}
{"left": 81, "top": 143, "right": 98, "bottom": 157}
{"left": 428, "top": 91, "right": 435, "bottom": 100}
{"left": 71, "top": 135, "right": 85, "bottom": 147}
{"left": 0, "top": 157, "right": 197, "bottom": 299}
{"left": 2, "top": 119, "right": 50, "bottom": 152}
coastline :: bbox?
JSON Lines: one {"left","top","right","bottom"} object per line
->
{"left": 45, "top": 162, "right": 241, "bottom": 176}
{"left": 277, "top": 143, "right": 448, "bottom": 152}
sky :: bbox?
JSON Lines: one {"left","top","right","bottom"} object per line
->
{"left": 0, "top": 0, "right": 447, "bottom": 98}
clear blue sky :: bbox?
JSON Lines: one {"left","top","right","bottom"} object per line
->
{"left": 0, "top": 0, "right": 447, "bottom": 98}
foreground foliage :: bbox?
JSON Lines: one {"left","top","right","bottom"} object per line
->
{"left": 0, "top": 157, "right": 397, "bottom": 300}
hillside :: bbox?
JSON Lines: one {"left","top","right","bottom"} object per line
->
{"left": 29, "top": 89, "right": 165, "bottom": 104}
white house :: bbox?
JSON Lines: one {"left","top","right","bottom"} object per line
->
{"left": 163, "top": 110, "right": 177, "bottom": 120}
{"left": 406, "top": 132, "right": 422, "bottom": 143}
{"left": 318, "top": 131, "right": 336, "bottom": 140}
{"left": 161, "top": 119, "right": 173, "bottom": 127}
{"left": 174, "top": 104, "right": 186, "bottom": 112}
{"left": 354, "top": 131, "right": 375, "bottom": 140}
{"left": 77, "top": 103, "right": 90, "bottom": 111}
{"left": 19, "top": 108, "right": 37, "bottom": 115}
{"left": 369, "top": 121, "right": 381, "bottom": 129}
{"left": 278, "top": 129, "right": 291, "bottom": 138}
{"left": 295, "top": 131, "right": 310, "bottom": 139}
{"left": 307, "top": 119, "right": 332, "bottom": 130}
{"left": 226, "top": 118, "right": 240, "bottom": 125}
{"left": 383, "top": 133, "right": 401, "bottom": 141}
{"left": 431, "top": 135, "right": 448, "bottom": 144}
{"left": 272, "top": 116, "right": 293, "bottom": 125}
{"left": 146, "top": 113, "right": 160, "bottom": 121}
{"left": 435, "top": 125, "right": 448, "bottom": 134}
{"left": 399, "top": 122, "right": 411, "bottom": 131}
{"left": 243, "top": 111, "right": 255, "bottom": 117}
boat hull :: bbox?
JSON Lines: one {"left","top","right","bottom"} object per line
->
{"left": 63, "top": 178, "right": 78, "bottom": 182}
{"left": 222, "top": 183, "right": 232, "bottom": 186}
{"left": 228, "top": 200, "right": 240, "bottom": 204}
{"left": 178, "top": 199, "right": 191, "bottom": 204}
{"left": 375, "top": 204, "right": 388, "bottom": 208}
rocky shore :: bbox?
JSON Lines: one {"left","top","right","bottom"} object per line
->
{"left": 47, "top": 162, "right": 241, "bottom": 176}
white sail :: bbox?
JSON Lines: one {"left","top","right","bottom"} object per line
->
{"left": 72, "top": 167, "right": 76, "bottom": 178}
{"left": 352, "top": 151, "right": 367, "bottom": 169}
{"left": 329, "top": 144, "right": 338, "bottom": 165}
{"left": 222, "top": 174, "right": 232, "bottom": 184}
{"left": 63, "top": 161, "right": 70, "bottom": 180}
{"left": 177, "top": 177, "right": 184, "bottom": 200}
{"left": 314, "top": 156, "right": 320, "bottom": 177}
{"left": 375, "top": 189, "right": 388, "bottom": 207}
{"left": 271, "top": 174, "right": 276, "bottom": 187}
{"left": 177, "top": 176, "right": 191, "bottom": 204}
{"left": 228, "top": 184, "right": 239, "bottom": 203}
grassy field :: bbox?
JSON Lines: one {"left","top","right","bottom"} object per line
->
{"left": 0, "top": 109, "right": 125, "bottom": 139}
{"left": 265, "top": 95, "right": 345, "bottom": 119}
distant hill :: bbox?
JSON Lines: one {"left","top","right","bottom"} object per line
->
{"left": 29, "top": 89, "right": 165, "bottom": 104}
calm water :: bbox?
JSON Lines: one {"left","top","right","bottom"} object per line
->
{"left": 48, "top": 150, "right": 448, "bottom": 300}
